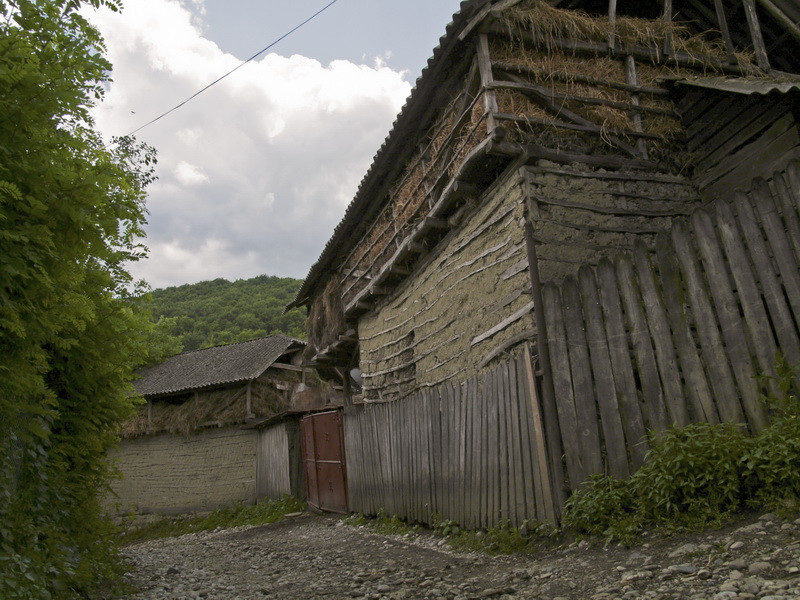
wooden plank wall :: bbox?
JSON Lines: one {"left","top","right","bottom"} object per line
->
{"left": 344, "top": 351, "right": 558, "bottom": 527}
{"left": 679, "top": 88, "right": 800, "bottom": 201}
{"left": 541, "top": 160, "right": 800, "bottom": 492}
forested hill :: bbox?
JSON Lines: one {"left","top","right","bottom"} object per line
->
{"left": 149, "top": 275, "right": 307, "bottom": 352}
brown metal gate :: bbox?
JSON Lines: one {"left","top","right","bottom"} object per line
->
{"left": 300, "top": 411, "right": 348, "bottom": 513}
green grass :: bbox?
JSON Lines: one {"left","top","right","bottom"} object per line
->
{"left": 119, "top": 495, "right": 306, "bottom": 545}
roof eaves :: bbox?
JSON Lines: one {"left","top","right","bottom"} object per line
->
{"left": 288, "top": 0, "right": 493, "bottom": 310}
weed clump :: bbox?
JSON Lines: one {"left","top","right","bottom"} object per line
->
{"left": 563, "top": 357, "right": 800, "bottom": 543}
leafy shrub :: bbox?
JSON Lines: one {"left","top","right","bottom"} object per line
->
{"left": 632, "top": 422, "right": 746, "bottom": 523}
{"left": 563, "top": 474, "right": 638, "bottom": 539}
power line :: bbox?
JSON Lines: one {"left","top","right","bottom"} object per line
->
{"left": 117, "top": 0, "right": 340, "bottom": 141}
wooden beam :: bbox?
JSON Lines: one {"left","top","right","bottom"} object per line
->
{"left": 757, "top": 0, "right": 800, "bottom": 43}
{"left": 743, "top": 0, "right": 771, "bottom": 71}
{"left": 477, "top": 33, "right": 499, "bottom": 132}
{"left": 269, "top": 362, "right": 304, "bottom": 372}
{"left": 713, "top": 0, "right": 738, "bottom": 64}
{"left": 625, "top": 55, "right": 649, "bottom": 160}
{"left": 608, "top": 0, "right": 618, "bottom": 51}
{"left": 662, "top": 0, "right": 674, "bottom": 57}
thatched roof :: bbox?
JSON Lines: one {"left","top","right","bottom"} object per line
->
{"left": 135, "top": 335, "right": 303, "bottom": 398}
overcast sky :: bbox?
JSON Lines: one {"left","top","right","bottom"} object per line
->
{"left": 87, "top": 0, "right": 464, "bottom": 289}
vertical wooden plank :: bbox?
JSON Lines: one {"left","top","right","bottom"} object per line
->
{"left": 596, "top": 258, "right": 649, "bottom": 468}
{"left": 521, "top": 347, "right": 557, "bottom": 524}
{"left": 466, "top": 377, "right": 478, "bottom": 529}
{"left": 786, "top": 161, "right": 800, "bottom": 213}
{"left": 671, "top": 220, "right": 745, "bottom": 424}
{"left": 513, "top": 353, "right": 537, "bottom": 521}
{"left": 743, "top": 0, "right": 771, "bottom": 71}
{"left": 771, "top": 173, "right": 800, "bottom": 264}
{"left": 431, "top": 388, "right": 443, "bottom": 520}
{"left": 752, "top": 179, "right": 800, "bottom": 328}
{"left": 486, "top": 370, "right": 500, "bottom": 527}
{"left": 401, "top": 399, "right": 410, "bottom": 520}
{"left": 478, "top": 373, "right": 492, "bottom": 527}
{"left": 456, "top": 381, "right": 467, "bottom": 527}
{"left": 633, "top": 242, "right": 689, "bottom": 427}
{"left": 505, "top": 358, "right": 526, "bottom": 526}
{"left": 542, "top": 283, "right": 584, "bottom": 491}
{"left": 577, "top": 266, "right": 630, "bottom": 479}
{"left": 691, "top": 210, "right": 767, "bottom": 432}
{"left": 497, "top": 364, "right": 511, "bottom": 524}
{"left": 476, "top": 34, "right": 498, "bottom": 132}
{"left": 561, "top": 278, "right": 604, "bottom": 477}
{"left": 523, "top": 219, "right": 566, "bottom": 507}
{"left": 385, "top": 404, "right": 397, "bottom": 516}
{"left": 424, "top": 390, "right": 436, "bottom": 524}
{"left": 443, "top": 383, "right": 454, "bottom": 522}
{"left": 733, "top": 193, "right": 800, "bottom": 366}
{"left": 616, "top": 255, "right": 669, "bottom": 433}
{"left": 625, "top": 56, "right": 649, "bottom": 159}
{"left": 715, "top": 200, "right": 783, "bottom": 394}
{"left": 654, "top": 234, "right": 718, "bottom": 424}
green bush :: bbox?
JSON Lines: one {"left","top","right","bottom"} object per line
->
{"left": 633, "top": 422, "right": 746, "bottom": 523}
{"left": 562, "top": 357, "right": 800, "bottom": 542}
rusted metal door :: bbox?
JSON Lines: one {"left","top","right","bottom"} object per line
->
{"left": 300, "top": 411, "right": 348, "bottom": 513}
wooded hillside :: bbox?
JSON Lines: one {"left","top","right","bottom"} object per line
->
{"left": 150, "top": 275, "right": 306, "bottom": 352}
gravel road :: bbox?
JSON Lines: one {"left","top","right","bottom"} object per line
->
{"left": 118, "top": 511, "right": 800, "bottom": 600}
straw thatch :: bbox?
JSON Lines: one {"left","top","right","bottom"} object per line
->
{"left": 121, "top": 375, "right": 291, "bottom": 438}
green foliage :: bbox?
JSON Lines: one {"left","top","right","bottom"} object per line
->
{"left": 447, "top": 521, "right": 538, "bottom": 555}
{"left": 562, "top": 357, "right": 800, "bottom": 544}
{"left": 120, "top": 496, "right": 307, "bottom": 545}
{"left": 633, "top": 422, "right": 745, "bottom": 523}
{"left": 345, "top": 509, "right": 420, "bottom": 536}
{"left": 0, "top": 1, "right": 159, "bottom": 597}
{"left": 146, "top": 275, "right": 306, "bottom": 352}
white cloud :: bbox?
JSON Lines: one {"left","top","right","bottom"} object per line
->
{"left": 87, "top": 0, "right": 412, "bottom": 288}
{"left": 174, "top": 161, "right": 209, "bottom": 185}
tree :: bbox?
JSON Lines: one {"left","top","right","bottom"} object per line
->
{"left": 0, "top": 1, "right": 158, "bottom": 597}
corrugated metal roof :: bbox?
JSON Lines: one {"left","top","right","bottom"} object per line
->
{"left": 288, "top": 0, "right": 492, "bottom": 310}
{"left": 674, "top": 76, "right": 800, "bottom": 95}
{"left": 135, "top": 335, "right": 303, "bottom": 397}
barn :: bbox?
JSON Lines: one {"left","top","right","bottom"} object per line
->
{"left": 288, "top": 0, "right": 800, "bottom": 524}
{"left": 110, "top": 335, "right": 332, "bottom": 515}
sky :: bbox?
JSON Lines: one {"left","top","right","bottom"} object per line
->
{"left": 86, "top": 0, "right": 465, "bottom": 289}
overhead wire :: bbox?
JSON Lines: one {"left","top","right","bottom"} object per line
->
{"left": 113, "top": 0, "right": 340, "bottom": 142}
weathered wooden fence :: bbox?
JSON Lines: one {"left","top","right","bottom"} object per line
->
{"left": 344, "top": 349, "right": 558, "bottom": 528}
{"left": 541, "top": 161, "right": 800, "bottom": 493}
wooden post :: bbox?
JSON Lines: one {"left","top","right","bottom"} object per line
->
{"left": 147, "top": 401, "right": 152, "bottom": 431}
{"left": 476, "top": 34, "right": 499, "bottom": 134}
{"left": 662, "top": 0, "right": 673, "bottom": 57}
{"left": 625, "top": 55, "right": 649, "bottom": 160}
{"left": 342, "top": 368, "right": 352, "bottom": 407}
{"left": 522, "top": 205, "right": 566, "bottom": 509}
{"left": 608, "top": 0, "right": 618, "bottom": 51}
{"left": 713, "top": 0, "right": 739, "bottom": 64}
{"left": 522, "top": 344, "right": 557, "bottom": 524}
{"left": 743, "top": 0, "right": 771, "bottom": 71}
{"left": 246, "top": 380, "right": 254, "bottom": 420}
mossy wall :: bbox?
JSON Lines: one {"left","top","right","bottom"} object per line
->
{"left": 358, "top": 170, "right": 534, "bottom": 401}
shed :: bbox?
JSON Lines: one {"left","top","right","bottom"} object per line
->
{"left": 110, "top": 335, "right": 335, "bottom": 515}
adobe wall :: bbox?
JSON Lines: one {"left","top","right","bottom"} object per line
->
{"left": 524, "top": 160, "right": 702, "bottom": 285}
{"left": 358, "top": 170, "right": 534, "bottom": 401}
{"left": 109, "top": 427, "right": 257, "bottom": 515}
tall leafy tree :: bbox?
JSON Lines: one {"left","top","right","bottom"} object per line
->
{"left": 0, "top": 1, "right": 158, "bottom": 597}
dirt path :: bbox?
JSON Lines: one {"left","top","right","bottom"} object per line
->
{"left": 118, "top": 512, "right": 800, "bottom": 600}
